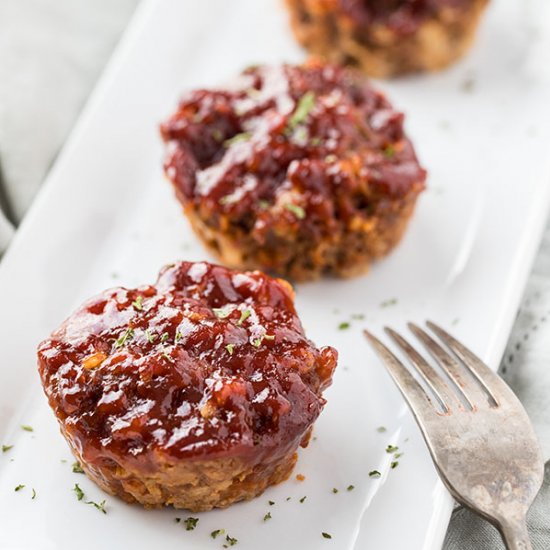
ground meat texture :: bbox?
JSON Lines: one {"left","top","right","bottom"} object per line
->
{"left": 37, "top": 261, "right": 337, "bottom": 511}
{"left": 161, "top": 60, "right": 426, "bottom": 281}
{"left": 285, "top": 0, "right": 489, "bottom": 77}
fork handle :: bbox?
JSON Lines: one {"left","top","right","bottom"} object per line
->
{"left": 500, "top": 518, "right": 532, "bottom": 550}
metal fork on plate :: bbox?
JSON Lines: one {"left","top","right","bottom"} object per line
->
{"left": 364, "top": 321, "right": 544, "bottom": 550}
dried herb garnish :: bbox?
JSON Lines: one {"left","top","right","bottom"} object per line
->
{"left": 287, "top": 91, "right": 316, "bottom": 133}
{"left": 21, "top": 425, "right": 33, "bottom": 432}
{"left": 299, "top": 496, "right": 307, "bottom": 503}
{"left": 87, "top": 499, "right": 107, "bottom": 514}
{"left": 338, "top": 322, "right": 350, "bottom": 330}
{"left": 2, "top": 444, "right": 13, "bottom": 453}
{"left": 225, "top": 343, "right": 235, "bottom": 355}
{"left": 114, "top": 327, "right": 134, "bottom": 349}
{"left": 386, "top": 445, "right": 399, "bottom": 454}
{"left": 224, "top": 132, "right": 251, "bottom": 147}
{"left": 263, "top": 512, "right": 272, "bottom": 521}
{"left": 132, "top": 296, "right": 143, "bottom": 311}
{"left": 237, "top": 309, "right": 252, "bottom": 326}
{"left": 322, "top": 532, "right": 332, "bottom": 539}
{"left": 369, "top": 470, "right": 381, "bottom": 478}
{"left": 347, "top": 485, "right": 355, "bottom": 491}
{"left": 376, "top": 426, "right": 387, "bottom": 433}
{"left": 73, "top": 483, "right": 84, "bottom": 501}
{"left": 284, "top": 203, "right": 306, "bottom": 220}
{"left": 183, "top": 517, "right": 199, "bottom": 531}
{"left": 72, "top": 462, "right": 84, "bottom": 474}
{"left": 14, "top": 484, "right": 25, "bottom": 492}
{"left": 213, "top": 307, "right": 231, "bottom": 319}
{"left": 145, "top": 329, "right": 156, "bottom": 343}
{"left": 211, "top": 529, "right": 225, "bottom": 539}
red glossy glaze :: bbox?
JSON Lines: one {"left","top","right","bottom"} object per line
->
{"left": 38, "top": 262, "right": 337, "bottom": 471}
{"left": 161, "top": 60, "right": 426, "bottom": 235}
{"left": 337, "top": 0, "right": 470, "bottom": 34}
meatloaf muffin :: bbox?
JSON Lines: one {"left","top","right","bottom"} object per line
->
{"left": 161, "top": 60, "right": 426, "bottom": 281}
{"left": 37, "top": 261, "right": 337, "bottom": 511}
{"left": 285, "top": 0, "right": 489, "bottom": 77}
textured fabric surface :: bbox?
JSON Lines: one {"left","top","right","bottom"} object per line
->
{"left": 0, "top": 2, "right": 549, "bottom": 549}
{"left": 443, "top": 226, "right": 550, "bottom": 549}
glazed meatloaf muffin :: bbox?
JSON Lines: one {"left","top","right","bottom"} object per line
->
{"left": 161, "top": 60, "right": 426, "bottom": 281}
{"left": 37, "top": 261, "right": 337, "bottom": 511}
{"left": 285, "top": 0, "right": 489, "bottom": 77}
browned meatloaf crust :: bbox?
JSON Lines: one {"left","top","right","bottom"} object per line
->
{"left": 285, "top": 0, "right": 489, "bottom": 77}
{"left": 37, "top": 261, "right": 337, "bottom": 511}
{"left": 161, "top": 60, "right": 426, "bottom": 281}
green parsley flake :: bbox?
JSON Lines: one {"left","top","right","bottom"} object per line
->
{"left": 145, "top": 329, "right": 156, "bottom": 343}
{"left": 219, "top": 194, "right": 239, "bottom": 206}
{"left": 114, "top": 327, "right": 134, "bottom": 349}
{"left": 174, "top": 518, "right": 181, "bottom": 523}
{"left": 391, "top": 461, "right": 399, "bottom": 469}
{"left": 225, "top": 343, "right": 235, "bottom": 355}
{"left": 351, "top": 313, "right": 365, "bottom": 320}
{"left": 287, "top": 91, "right": 316, "bottom": 132}
{"left": 386, "top": 445, "right": 399, "bottom": 454}
{"left": 338, "top": 322, "right": 350, "bottom": 330}
{"left": 160, "top": 332, "right": 169, "bottom": 343}
{"left": 380, "top": 298, "right": 398, "bottom": 308}
{"left": 263, "top": 512, "right": 272, "bottom": 521}
{"left": 376, "top": 426, "right": 387, "bottom": 433}
{"left": 14, "top": 484, "right": 25, "bottom": 492}
{"left": 369, "top": 470, "right": 381, "bottom": 478}
{"left": 383, "top": 144, "right": 395, "bottom": 158}
{"left": 183, "top": 517, "right": 199, "bottom": 531}
{"left": 237, "top": 309, "right": 251, "bottom": 326}
{"left": 72, "top": 462, "right": 84, "bottom": 474}
{"left": 213, "top": 307, "right": 231, "bottom": 319}
{"left": 21, "top": 425, "right": 33, "bottom": 432}
{"left": 347, "top": 485, "right": 355, "bottom": 491}
{"left": 394, "top": 452, "right": 404, "bottom": 459}
{"left": 322, "top": 532, "right": 332, "bottom": 540}
{"left": 87, "top": 499, "right": 107, "bottom": 514}
{"left": 252, "top": 338, "right": 262, "bottom": 348}
{"left": 32, "top": 488, "right": 37, "bottom": 499}
{"left": 299, "top": 496, "right": 307, "bottom": 503}
{"left": 211, "top": 529, "right": 225, "bottom": 539}
{"left": 224, "top": 132, "right": 251, "bottom": 147}
{"left": 284, "top": 203, "right": 306, "bottom": 220}
{"left": 2, "top": 444, "right": 13, "bottom": 453}
{"left": 332, "top": 488, "right": 338, "bottom": 494}
{"left": 73, "top": 483, "right": 84, "bottom": 501}
{"left": 175, "top": 332, "right": 183, "bottom": 343}
{"left": 132, "top": 295, "right": 143, "bottom": 311}
{"left": 268, "top": 500, "right": 275, "bottom": 506}
{"left": 264, "top": 334, "right": 275, "bottom": 341}
{"left": 310, "top": 136, "right": 323, "bottom": 146}
{"left": 225, "top": 534, "right": 238, "bottom": 546}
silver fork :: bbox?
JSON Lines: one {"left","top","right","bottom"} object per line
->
{"left": 364, "top": 321, "right": 544, "bottom": 550}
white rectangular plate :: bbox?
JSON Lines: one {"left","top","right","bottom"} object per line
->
{"left": 1, "top": 1, "right": 550, "bottom": 548}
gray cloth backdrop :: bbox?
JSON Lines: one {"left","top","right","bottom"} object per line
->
{"left": 0, "top": 1, "right": 548, "bottom": 548}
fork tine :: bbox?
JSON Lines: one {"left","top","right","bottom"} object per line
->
{"left": 426, "top": 321, "right": 510, "bottom": 405}
{"left": 364, "top": 330, "right": 437, "bottom": 417}
{"left": 384, "top": 327, "right": 460, "bottom": 412}
{"left": 407, "top": 323, "right": 493, "bottom": 409}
